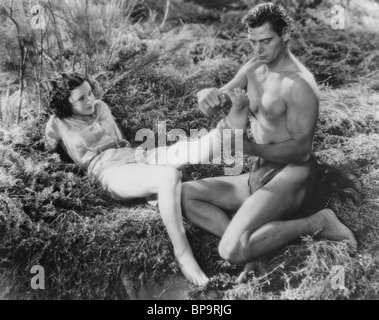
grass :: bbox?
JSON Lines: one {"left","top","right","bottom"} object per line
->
{"left": 0, "top": 0, "right": 379, "bottom": 300}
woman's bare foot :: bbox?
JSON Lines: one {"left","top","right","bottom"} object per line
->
{"left": 224, "top": 88, "right": 250, "bottom": 131}
{"left": 315, "top": 209, "right": 358, "bottom": 251}
{"left": 176, "top": 250, "right": 209, "bottom": 286}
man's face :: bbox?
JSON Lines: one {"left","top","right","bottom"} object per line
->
{"left": 69, "top": 81, "right": 95, "bottom": 116}
{"left": 247, "top": 23, "right": 287, "bottom": 64}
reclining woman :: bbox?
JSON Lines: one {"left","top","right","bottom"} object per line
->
{"left": 44, "top": 72, "right": 244, "bottom": 286}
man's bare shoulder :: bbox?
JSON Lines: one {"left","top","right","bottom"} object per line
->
{"left": 284, "top": 56, "right": 318, "bottom": 91}
{"left": 283, "top": 70, "right": 319, "bottom": 98}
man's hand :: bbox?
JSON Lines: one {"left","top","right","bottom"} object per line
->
{"left": 197, "top": 88, "right": 226, "bottom": 117}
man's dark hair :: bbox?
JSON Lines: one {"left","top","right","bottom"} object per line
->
{"left": 47, "top": 72, "right": 94, "bottom": 119}
{"left": 242, "top": 2, "right": 295, "bottom": 36}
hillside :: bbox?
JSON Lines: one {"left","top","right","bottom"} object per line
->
{"left": 0, "top": 0, "right": 378, "bottom": 300}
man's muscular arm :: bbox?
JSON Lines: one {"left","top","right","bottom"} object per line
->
{"left": 197, "top": 59, "right": 254, "bottom": 116}
{"left": 244, "top": 77, "right": 319, "bottom": 164}
{"left": 219, "top": 61, "right": 249, "bottom": 92}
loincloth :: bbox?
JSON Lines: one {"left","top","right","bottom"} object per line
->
{"left": 217, "top": 117, "right": 363, "bottom": 217}
{"left": 248, "top": 156, "right": 321, "bottom": 219}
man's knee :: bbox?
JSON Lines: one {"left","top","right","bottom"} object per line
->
{"left": 218, "top": 234, "right": 248, "bottom": 265}
{"left": 181, "top": 182, "right": 197, "bottom": 217}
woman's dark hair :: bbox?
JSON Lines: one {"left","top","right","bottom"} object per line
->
{"left": 242, "top": 2, "right": 295, "bottom": 36}
{"left": 48, "top": 72, "right": 95, "bottom": 119}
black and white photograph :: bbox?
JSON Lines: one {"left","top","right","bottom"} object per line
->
{"left": 0, "top": 0, "right": 378, "bottom": 303}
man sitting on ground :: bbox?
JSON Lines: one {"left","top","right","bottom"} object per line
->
{"left": 181, "top": 2, "right": 358, "bottom": 281}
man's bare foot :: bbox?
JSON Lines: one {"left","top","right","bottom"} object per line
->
{"left": 176, "top": 250, "right": 209, "bottom": 286}
{"left": 237, "top": 261, "right": 257, "bottom": 284}
{"left": 223, "top": 88, "right": 250, "bottom": 131}
{"left": 315, "top": 209, "right": 358, "bottom": 251}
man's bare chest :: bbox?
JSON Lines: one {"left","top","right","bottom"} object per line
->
{"left": 247, "top": 74, "right": 288, "bottom": 121}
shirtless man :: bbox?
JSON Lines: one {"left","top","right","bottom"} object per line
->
{"left": 181, "top": 3, "right": 357, "bottom": 280}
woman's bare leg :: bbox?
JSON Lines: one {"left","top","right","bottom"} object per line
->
{"left": 144, "top": 90, "right": 249, "bottom": 169}
{"left": 143, "top": 128, "right": 224, "bottom": 169}
{"left": 100, "top": 164, "right": 209, "bottom": 286}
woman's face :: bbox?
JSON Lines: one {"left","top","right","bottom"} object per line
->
{"left": 69, "top": 81, "right": 95, "bottom": 116}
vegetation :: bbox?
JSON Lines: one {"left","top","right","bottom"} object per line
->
{"left": 0, "top": 0, "right": 378, "bottom": 300}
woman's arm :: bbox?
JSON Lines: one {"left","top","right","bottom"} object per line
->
{"left": 44, "top": 116, "right": 61, "bottom": 152}
{"left": 96, "top": 100, "right": 129, "bottom": 144}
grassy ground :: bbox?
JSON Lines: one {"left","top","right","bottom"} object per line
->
{"left": 0, "top": 0, "right": 378, "bottom": 300}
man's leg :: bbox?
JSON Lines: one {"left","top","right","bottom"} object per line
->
{"left": 181, "top": 173, "right": 251, "bottom": 237}
{"left": 218, "top": 163, "right": 358, "bottom": 265}
{"left": 182, "top": 161, "right": 356, "bottom": 269}
{"left": 234, "top": 207, "right": 356, "bottom": 283}
{"left": 182, "top": 162, "right": 317, "bottom": 260}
